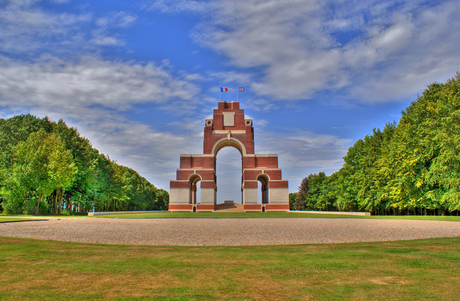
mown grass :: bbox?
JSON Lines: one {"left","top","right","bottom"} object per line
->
{"left": 1, "top": 236, "right": 460, "bottom": 300}
{"left": 97, "top": 211, "right": 460, "bottom": 221}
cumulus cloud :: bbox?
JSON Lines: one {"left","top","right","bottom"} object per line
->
{"left": 91, "top": 11, "right": 138, "bottom": 46}
{"left": 77, "top": 114, "right": 203, "bottom": 190}
{"left": 0, "top": 54, "right": 204, "bottom": 189}
{"left": 20, "top": 105, "right": 203, "bottom": 191}
{"left": 255, "top": 129, "right": 352, "bottom": 189}
{"left": 178, "top": 0, "right": 460, "bottom": 103}
{"left": 4, "top": 0, "right": 459, "bottom": 193}
{"left": 0, "top": 54, "right": 203, "bottom": 189}
{"left": 0, "top": 0, "right": 92, "bottom": 53}
{"left": 0, "top": 56, "right": 200, "bottom": 110}
{"left": 245, "top": 98, "right": 277, "bottom": 112}
{"left": 144, "top": 0, "right": 209, "bottom": 13}
{"left": 0, "top": 0, "right": 208, "bottom": 190}
{"left": 207, "top": 71, "right": 253, "bottom": 84}
{"left": 96, "top": 11, "right": 137, "bottom": 28}
{"left": 209, "top": 127, "right": 351, "bottom": 196}
{"left": 0, "top": 0, "right": 138, "bottom": 54}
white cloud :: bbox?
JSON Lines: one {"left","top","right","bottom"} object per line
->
{"left": 0, "top": 1, "right": 139, "bottom": 54}
{"left": 246, "top": 98, "right": 277, "bottom": 112}
{"left": 0, "top": 1, "right": 92, "bottom": 53}
{"left": 96, "top": 11, "right": 137, "bottom": 28}
{"left": 90, "top": 35, "right": 125, "bottom": 46}
{"left": 3, "top": 0, "right": 459, "bottom": 194}
{"left": 0, "top": 54, "right": 203, "bottom": 189}
{"left": 207, "top": 71, "right": 253, "bottom": 84}
{"left": 255, "top": 129, "right": 352, "bottom": 190}
{"left": 255, "top": 119, "right": 267, "bottom": 127}
{"left": 144, "top": 0, "right": 209, "bottom": 13}
{"left": 184, "top": 0, "right": 460, "bottom": 103}
{"left": 206, "top": 128, "right": 351, "bottom": 194}
{"left": 0, "top": 56, "right": 200, "bottom": 110}
{"left": 91, "top": 11, "right": 137, "bottom": 46}
{"left": 20, "top": 105, "right": 203, "bottom": 191}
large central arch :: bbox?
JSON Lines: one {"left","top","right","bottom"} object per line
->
{"left": 169, "top": 101, "right": 289, "bottom": 212}
{"left": 214, "top": 145, "right": 243, "bottom": 205}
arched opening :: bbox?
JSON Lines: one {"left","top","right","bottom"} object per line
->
{"left": 189, "top": 174, "right": 201, "bottom": 209}
{"left": 212, "top": 137, "right": 246, "bottom": 157}
{"left": 257, "top": 174, "right": 269, "bottom": 205}
{"left": 216, "top": 146, "right": 242, "bottom": 204}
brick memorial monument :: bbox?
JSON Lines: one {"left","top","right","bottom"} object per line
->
{"left": 169, "top": 101, "right": 289, "bottom": 212}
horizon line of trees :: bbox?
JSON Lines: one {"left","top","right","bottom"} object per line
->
{"left": 0, "top": 114, "right": 168, "bottom": 215}
{"left": 291, "top": 72, "right": 460, "bottom": 216}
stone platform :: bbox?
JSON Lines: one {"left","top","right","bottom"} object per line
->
{"left": 214, "top": 201, "right": 245, "bottom": 212}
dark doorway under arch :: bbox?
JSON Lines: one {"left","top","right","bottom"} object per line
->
{"left": 189, "top": 174, "right": 201, "bottom": 206}
{"left": 257, "top": 174, "right": 269, "bottom": 205}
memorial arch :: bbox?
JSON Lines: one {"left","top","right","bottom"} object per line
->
{"left": 169, "top": 101, "right": 289, "bottom": 212}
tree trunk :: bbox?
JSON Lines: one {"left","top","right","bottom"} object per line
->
{"left": 57, "top": 189, "right": 63, "bottom": 215}
{"left": 53, "top": 189, "right": 59, "bottom": 214}
{"left": 35, "top": 193, "right": 43, "bottom": 215}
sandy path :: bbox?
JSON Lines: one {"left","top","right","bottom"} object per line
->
{"left": 1, "top": 217, "right": 460, "bottom": 246}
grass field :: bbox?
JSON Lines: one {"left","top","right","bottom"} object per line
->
{"left": 96, "top": 211, "right": 460, "bottom": 222}
{"left": 1, "top": 236, "right": 459, "bottom": 300}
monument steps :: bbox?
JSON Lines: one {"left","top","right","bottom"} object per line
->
{"left": 214, "top": 201, "right": 245, "bottom": 212}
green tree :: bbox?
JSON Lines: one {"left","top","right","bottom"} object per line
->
{"left": 304, "top": 172, "right": 329, "bottom": 211}
{"left": 289, "top": 192, "right": 298, "bottom": 210}
{"left": 0, "top": 114, "right": 167, "bottom": 214}
{"left": 52, "top": 120, "right": 99, "bottom": 214}
{"left": 6, "top": 130, "right": 76, "bottom": 214}
{"left": 292, "top": 177, "right": 308, "bottom": 210}
{"left": 380, "top": 73, "right": 460, "bottom": 214}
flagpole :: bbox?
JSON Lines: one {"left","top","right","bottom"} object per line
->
{"left": 237, "top": 88, "right": 239, "bottom": 101}
{"left": 219, "top": 88, "right": 221, "bottom": 101}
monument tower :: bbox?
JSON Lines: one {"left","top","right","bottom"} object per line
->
{"left": 169, "top": 101, "right": 289, "bottom": 212}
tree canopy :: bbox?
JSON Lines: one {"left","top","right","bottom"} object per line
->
{"left": 293, "top": 73, "right": 460, "bottom": 215}
{"left": 0, "top": 115, "right": 168, "bottom": 215}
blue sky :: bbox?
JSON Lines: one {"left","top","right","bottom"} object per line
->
{"left": 1, "top": 0, "right": 459, "bottom": 203}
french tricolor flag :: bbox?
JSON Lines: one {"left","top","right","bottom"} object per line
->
{"left": 220, "top": 87, "right": 228, "bottom": 92}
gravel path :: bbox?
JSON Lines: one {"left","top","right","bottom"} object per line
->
{"left": 1, "top": 217, "right": 460, "bottom": 246}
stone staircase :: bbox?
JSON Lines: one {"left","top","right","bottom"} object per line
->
{"left": 214, "top": 201, "right": 245, "bottom": 212}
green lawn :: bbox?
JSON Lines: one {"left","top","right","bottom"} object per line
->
{"left": 1, "top": 236, "right": 460, "bottom": 300}
{"left": 96, "top": 211, "right": 460, "bottom": 221}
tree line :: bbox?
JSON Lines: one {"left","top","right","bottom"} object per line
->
{"left": 291, "top": 73, "right": 460, "bottom": 215}
{"left": 0, "top": 115, "right": 169, "bottom": 215}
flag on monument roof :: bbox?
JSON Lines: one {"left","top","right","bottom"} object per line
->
{"left": 238, "top": 87, "right": 245, "bottom": 92}
{"left": 220, "top": 87, "right": 228, "bottom": 92}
